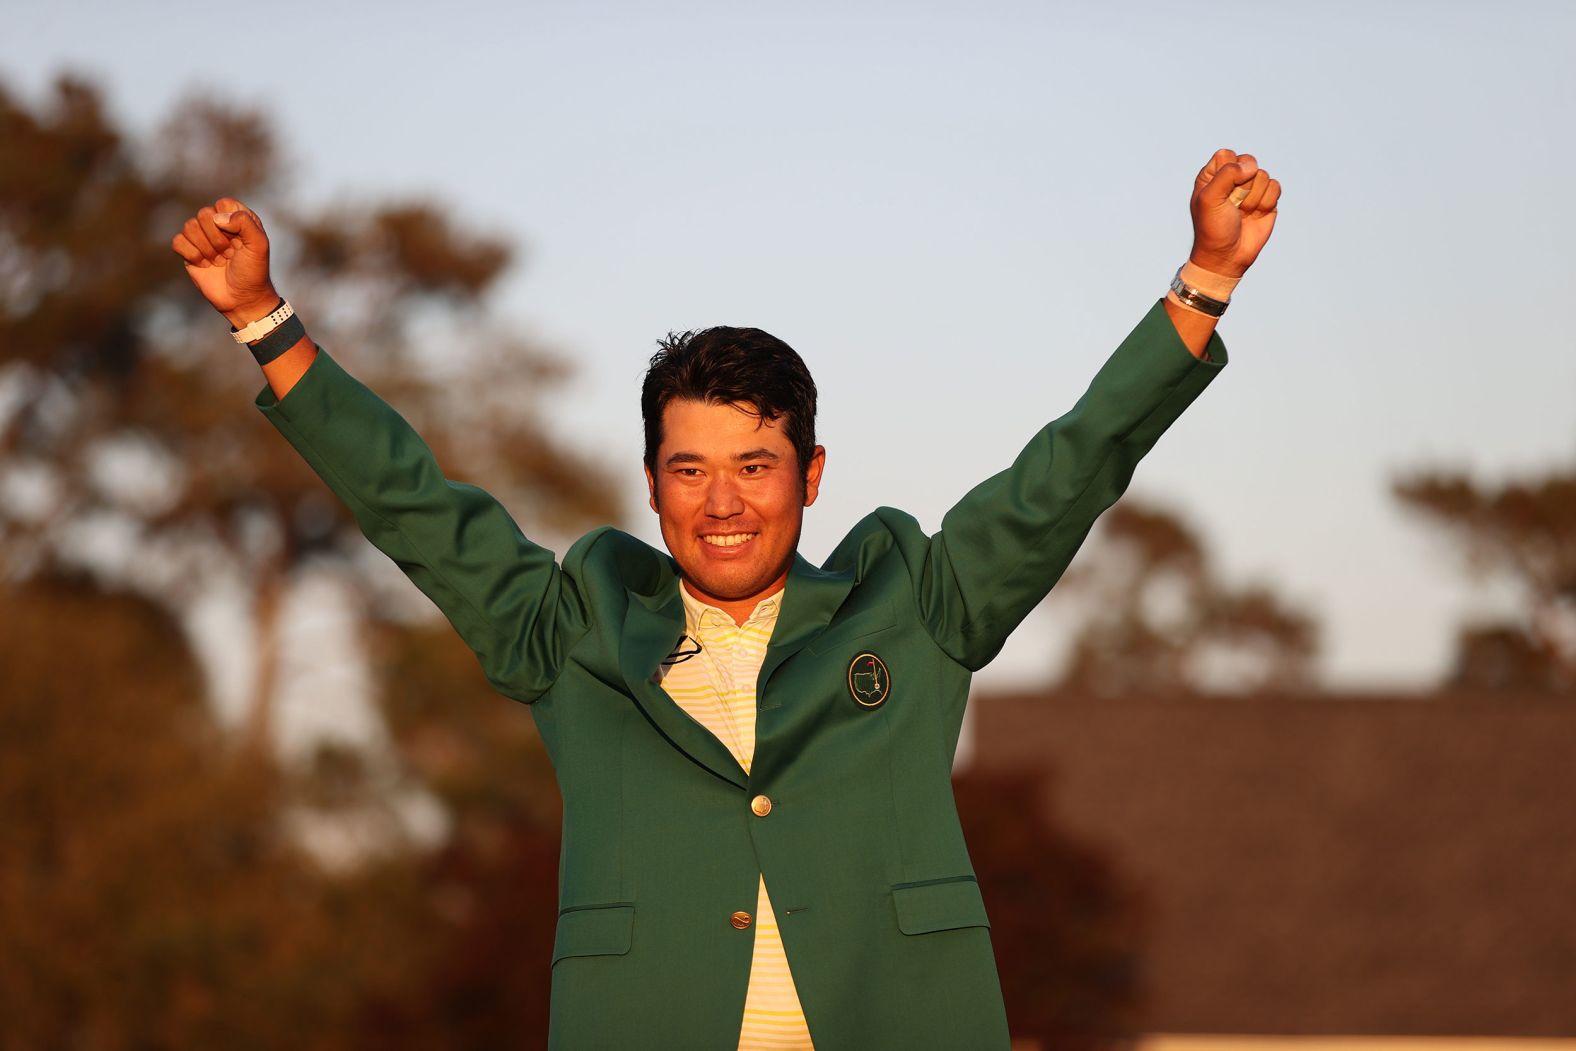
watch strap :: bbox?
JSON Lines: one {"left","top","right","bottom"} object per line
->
{"left": 1168, "top": 269, "right": 1230, "bottom": 318}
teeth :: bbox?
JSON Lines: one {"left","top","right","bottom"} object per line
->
{"left": 702, "top": 533, "right": 757, "bottom": 548}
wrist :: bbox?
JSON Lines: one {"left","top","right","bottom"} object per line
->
{"left": 223, "top": 291, "right": 282, "bottom": 330}
{"left": 1167, "top": 260, "right": 1240, "bottom": 320}
{"left": 1177, "top": 260, "right": 1240, "bottom": 301}
{"left": 1187, "top": 250, "right": 1247, "bottom": 280}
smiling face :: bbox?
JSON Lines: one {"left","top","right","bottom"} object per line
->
{"left": 645, "top": 397, "right": 825, "bottom": 624}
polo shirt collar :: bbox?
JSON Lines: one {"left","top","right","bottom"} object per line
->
{"left": 679, "top": 581, "right": 785, "bottom": 633}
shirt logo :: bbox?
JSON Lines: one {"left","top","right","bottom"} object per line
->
{"left": 847, "top": 652, "right": 891, "bottom": 709}
{"left": 661, "top": 634, "right": 703, "bottom": 665}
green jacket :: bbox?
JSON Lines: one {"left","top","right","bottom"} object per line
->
{"left": 257, "top": 300, "right": 1226, "bottom": 1049}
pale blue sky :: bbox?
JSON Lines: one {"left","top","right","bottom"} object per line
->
{"left": 6, "top": 0, "right": 1574, "bottom": 691}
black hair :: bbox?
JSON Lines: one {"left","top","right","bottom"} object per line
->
{"left": 641, "top": 326, "right": 818, "bottom": 482}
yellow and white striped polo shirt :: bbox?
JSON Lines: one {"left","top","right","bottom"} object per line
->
{"left": 656, "top": 583, "right": 815, "bottom": 1051}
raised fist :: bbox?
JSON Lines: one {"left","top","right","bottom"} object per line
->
{"left": 1189, "top": 148, "right": 1281, "bottom": 278}
{"left": 171, "top": 197, "right": 278, "bottom": 327}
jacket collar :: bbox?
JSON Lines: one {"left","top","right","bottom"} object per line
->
{"left": 618, "top": 552, "right": 856, "bottom": 790}
{"left": 758, "top": 553, "right": 856, "bottom": 691}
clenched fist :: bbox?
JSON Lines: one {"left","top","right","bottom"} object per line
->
{"left": 171, "top": 197, "right": 279, "bottom": 328}
{"left": 1189, "top": 148, "right": 1281, "bottom": 278}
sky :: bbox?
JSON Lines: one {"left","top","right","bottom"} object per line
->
{"left": 5, "top": 0, "right": 1574, "bottom": 695}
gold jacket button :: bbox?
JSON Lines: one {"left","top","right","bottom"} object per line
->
{"left": 750, "top": 794, "right": 773, "bottom": 817}
{"left": 730, "top": 911, "right": 753, "bottom": 929}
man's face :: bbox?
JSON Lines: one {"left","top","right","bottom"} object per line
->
{"left": 646, "top": 398, "right": 825, "bottom": 617}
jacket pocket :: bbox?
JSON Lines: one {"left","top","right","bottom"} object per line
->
{"left": 890, "top": 876, "right": 991, "bottom": 936}
{"left": 552, "top": 902, "right": 635, "bottom": 965}
{"left": 807, "top": 601, "right": 896, "bottom": 656}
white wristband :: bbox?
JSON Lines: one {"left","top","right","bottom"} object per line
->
{"left": 1178, "top": 261, "right": 1240, "bottom": 301}
{"left": 231, "top": 300, "right": 294, "bottom": 344}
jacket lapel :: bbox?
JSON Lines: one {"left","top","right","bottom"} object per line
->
{"left": 617, "top": 553, "right": 854, "bottom": 789}
{"left": 757, "top": 553, "right": 856, "bottom": 698}
{"left": 619, "top": 584, "right": 750, "bottom": 790}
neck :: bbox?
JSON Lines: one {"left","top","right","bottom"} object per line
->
{"left": 681, "top": 574, "right": 788, "bottom": 626}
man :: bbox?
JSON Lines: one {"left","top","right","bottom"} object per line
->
{"left": 172, "top": 148, "right": 1279, "bottom": 1050}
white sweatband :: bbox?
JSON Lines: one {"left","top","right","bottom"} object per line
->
{"left": 230, "top": 300, "right": 294, "bottom": 344}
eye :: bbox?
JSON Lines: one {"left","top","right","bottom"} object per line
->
{"left": 741, "top": 464, "right": 767, "bottom": 476}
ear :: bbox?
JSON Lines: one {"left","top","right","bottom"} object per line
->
{"left": 645, "top": 463, "right": 659, "bottom": 514}
{"left": 802, "top": 446, "right": 827, "bottom": 508}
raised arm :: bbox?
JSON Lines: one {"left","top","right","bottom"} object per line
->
{"left": 914, "top": 148, "right": 1281, "bottom": 669}
{"left": 170, "top": 197, "right": 317, "bottom": 399}
{"left": 171, "top": 200, "right": 587, "bottom": 703}
{"left": 1163, "top": 148, "right": 1282, "bottom": 355}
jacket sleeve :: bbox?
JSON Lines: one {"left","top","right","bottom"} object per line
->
{"left": 255, "top": 347, "right": 588, "bottom": 704}
{"left": 914, "top": 300, "right": 1228, "bottom": 670}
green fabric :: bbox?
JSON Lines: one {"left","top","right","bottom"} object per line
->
{"left": 256, "top": 300, "right": 1227, "bottom": 1050}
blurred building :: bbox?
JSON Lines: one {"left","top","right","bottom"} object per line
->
{"left": 973, "top": 690, "right": 1576, "bottom": 1038}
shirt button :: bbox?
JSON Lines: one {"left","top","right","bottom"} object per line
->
{"left": 730, "top": 911, "right": 753, "bottom": 929}
{"left": 750, "top": 794, "right": 773, "bottom": 817}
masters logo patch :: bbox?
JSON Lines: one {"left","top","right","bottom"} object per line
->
{"left": 847, "top": 652, "right": 891, "bottom": 709}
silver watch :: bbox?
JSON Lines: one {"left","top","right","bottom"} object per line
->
{"left": 1168, "top": 270, "right": 1229, "bottom": 318}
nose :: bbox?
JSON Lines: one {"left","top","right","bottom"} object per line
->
{"left": 703, "top": 474, "right": 745, "bottom": 519}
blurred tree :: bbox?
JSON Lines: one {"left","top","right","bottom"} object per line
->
{"left": 0, "top": 572, "right": 422, "bottom": 1050}
{"left": 1393, "top": 468, "right": 1576, "bottom": 693}
{"left": 0, "top": 74, "right": 619, "bottom": 756}
{"left": 0, "top": 578, "right": 568, "bottom": 1049}
{"left": 953, "top": 767, "right": 1147, "bottom": 1051}
{"left": 352, "top": 619, "right": 563, "bottom": 1048}
{"left": 1048, "top": 499, "right": 1319, "bottom": 697}
{"left": 0, "top": 72, "right": 606, "bottom": 1045}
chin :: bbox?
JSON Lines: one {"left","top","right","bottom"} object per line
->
{"left": 692, "top": 568, "right": 770, "bottom": 601}
{"left": 682, "top": 552, "right": 787, "bottom": 602}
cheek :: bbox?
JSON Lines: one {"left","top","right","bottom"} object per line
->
{"left": 653, "top": 483, "right": 697, "bottom": 528}
{"left": 755, "top": 484, "right": 805, "bottom": 526}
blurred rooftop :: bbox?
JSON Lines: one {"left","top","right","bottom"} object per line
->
{"left": 976, "top": 690, "right": 1576, "bottom": 1036}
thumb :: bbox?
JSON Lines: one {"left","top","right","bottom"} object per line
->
{"left": 1200, "top": 162, "right": 1250, "bottom": 206}
{"left": 214, "top": 206, "right": 266, "bottom": 250}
